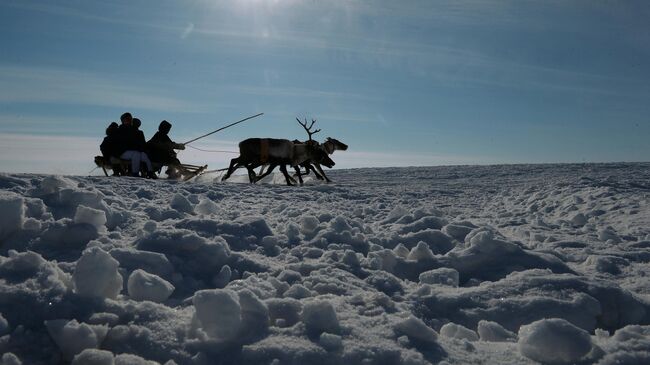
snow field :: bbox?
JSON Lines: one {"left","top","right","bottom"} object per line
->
{"left": 0, "top": 164, "right": 649, "bottom": 364}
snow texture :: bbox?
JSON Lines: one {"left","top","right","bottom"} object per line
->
{"left": 0, "top": 164, "right": 650, "bottom": 364}
{"left": 127, "top": 269, "right": 175, "bottom": 303}
{"left": 518, "top": 318, "right": 594, "bottom": 364}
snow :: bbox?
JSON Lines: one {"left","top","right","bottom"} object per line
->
{"left": 45, "top": 319, "right": 109, "bottom": 360}
{"left": 301, "top": 300, "right": 340, "bottom": 336}
{"left": 74, "top": 205, "right": 107, "bottom": 233}
{"left": 192, "top": 289, "right": 242, "bottom": 341}
{"left": 440, "top": 322, "right": 479, "bottom": 341}
{"left": 0, "top": 193, "right": 24, "bottom": 241}
{"left": 1, "top": 163, "right": 650, "bottom": 364}
{"left": 127, "top": 269, "right": 175, "bottom": 303}
{"left": 518, "top": 318, "right": 594, "bottom": 364}
{"left": 476, "top": 320, "right": 517, "bottom": 342}
{"left": 73, "top": 247, "right": 123, "bottom": 299}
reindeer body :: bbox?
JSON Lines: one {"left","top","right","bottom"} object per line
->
{"left": 221, "top": 118, "right": 346, "bottom": 186}
{"left": 221, "top": 138, "right": 323, "bottom": 185}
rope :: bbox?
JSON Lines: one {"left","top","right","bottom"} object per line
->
{"left": 87, "top": 166, "right": 100, "bottom": 175}
{"left": 187, "top": 145, "right": 238, "bottom": 154}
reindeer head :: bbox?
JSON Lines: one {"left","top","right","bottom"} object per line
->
{"left": 324, "top": 137, "right": 348, "bottom": 154}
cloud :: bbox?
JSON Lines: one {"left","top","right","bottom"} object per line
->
{"left": 0, "top": 65, "right": 207, "bottom": 112}
{"left": 181, "top": 23, "right": 195, "bottom": 39}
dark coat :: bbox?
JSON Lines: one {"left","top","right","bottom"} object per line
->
{"left": 100, "top": 123, "right": 124, "bottom": 158}
{"left": 117, "top": 124, "right": 141, "bottom": 152}
{"left": 146, "top": 121, "right": 182, "bottom": 164}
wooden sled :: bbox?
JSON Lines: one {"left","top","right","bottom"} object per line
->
{"left": 94, "top": 156, "right": 207, "bottom": 181}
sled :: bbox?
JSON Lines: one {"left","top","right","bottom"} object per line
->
{"left": 94, "top": 156, "right": 207, "bottom": 181}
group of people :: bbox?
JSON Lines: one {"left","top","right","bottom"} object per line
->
{"left": 100, "top": 112, "right": 185, "bottom": 178}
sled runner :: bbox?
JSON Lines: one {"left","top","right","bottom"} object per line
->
{"left": 94, "top": 156, "right": 207, "bottom": 181}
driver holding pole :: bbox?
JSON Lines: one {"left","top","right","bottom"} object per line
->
{"left": 146, "top": 120, "right": 185, "bottom": 167}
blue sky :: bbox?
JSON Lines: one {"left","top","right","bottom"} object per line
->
{"left": 1, "top": 0, "right": 649, "bottom": 174}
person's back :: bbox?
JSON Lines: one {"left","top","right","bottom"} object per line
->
{"left": 147, "top": 120, "right": 184, "bottom": 165}
{"left": 100, "top": 122, "right": 121, "bottom": 159}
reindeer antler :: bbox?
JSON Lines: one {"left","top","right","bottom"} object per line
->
{"left": 296, "top": 117, "right": 321, "bottom": 142}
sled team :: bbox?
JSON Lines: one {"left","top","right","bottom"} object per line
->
{"left": 100, "top": 112, "right": 185, "bottom": 179}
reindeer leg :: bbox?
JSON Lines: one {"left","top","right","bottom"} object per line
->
{"left": 314, "top": 163, "right": 331, "bottom": 182}
{"left": 222, "top": 157, "right": 240, "bottom": 181}
{"left": 255, "top": 163, "right": 277, "bottom": 182}
{"left": 308, "top": 163, "right": 325, "bottom": 180}
{"left": 280, "top": 164, "right": 294, "bottom": 186}
{"left": 293, "top": 166, "right": 304, "bottom": 185}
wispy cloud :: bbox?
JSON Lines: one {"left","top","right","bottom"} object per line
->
{"left": 0, "top": 65, "right": 207, "bottom": 112}
{"left": 181, "top": 23, "right": 195, "bottom": 39}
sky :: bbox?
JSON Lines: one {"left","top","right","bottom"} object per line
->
{"left": 1, "top": 0, "right": 649, "bottom": 175}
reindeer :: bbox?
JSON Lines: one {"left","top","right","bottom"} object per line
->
{"left": 221, "top": 118, "right": 344, "bottom": 186}
{"left": 290, "top": 118, "right": 348, "bottom": 182}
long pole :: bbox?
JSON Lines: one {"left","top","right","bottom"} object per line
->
{"left": 184, "top": 112, "right": 264, "bottom": 145}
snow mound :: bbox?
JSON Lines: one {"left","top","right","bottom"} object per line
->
{"left": 73, "top": 247, "right": 123, "bottom": 299}
{"left": 0, "top": 353, "right": 22, "bottom": 365}
{"left": 444, "top": 229, "right": 574, "bottom": 283}
{"left": 71, "top": 349, "right": 114, "bottom": 365}
{"left": 45, "top": 319, "right": 108, "bottom": 360}
{"left": 0, "top": 193, "right": 24, "bottom": 241}
{"left": 0, "top": 313, "right": 9, "bottom": 336}
{"left": 170, "top": 193, "right": 193, "bottom": 213}
{"left": 419, "top": 268, "right": 459, "bottom": 287}
{"left": 127, "top": 269, "right": 175, "bottom": 303}
{"left": 191, "top": 288, "right": 269, "bottom": 344}
{"left": 394, "top": 316, "right": 438, "bottom": 345}
{"left": 518, "top": 318, "right": 593, "bottom": 364}
{"left": 301, "top": 300, "right": 340, "bottom": 336}
{"left": 73, "top": 205, "right": 107, "bottom": 233}
{"left": 440, "top": 322, "right": 479, "bottom": 341}
{"left": 477, "top": 320, "right": 516, "bottom": 342}
{"left": 136, "top": 229, "right": 230, "bottom": 280}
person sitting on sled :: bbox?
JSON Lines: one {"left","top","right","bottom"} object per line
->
{"left": 100, "top": 122, "right": 124, "bottom": 176}
{"left": 117, "top": 112, "right": 156, "bottom": 178}
{"left": 146, "top": 120, "right": 185, "bottom": 166}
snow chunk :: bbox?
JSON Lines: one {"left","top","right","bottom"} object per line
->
{"left": 407, "top": 241, "right": 435, "bottom": 261}
{"left": 127, "top": 269, "right": 174, "bottom": 303}
{"left": 115, "top": 353, "right": 160, "bottom": 365}
{"left": 442, "top": 223, "right": 474, "bottom": 241}
{"left": 0, "top": 353, "right": 22, "bottom": 365}
{"left": 477, "top": 320, "right": 516, "bottom": 342}
{"left": 74, "top": 247, "right": 123, "bottom": 299}
{"left": 518, "top": 318, "right": 593, "bottom": 364}
{"left": 74, "top": 205, "right": 107, "bottom": 233}
{"left": 419, "top": 268, "right": 459, "bottom": 287}
{"left": 137, "top": 229, "right": 230, "bottom": 278}
{"left": 71, "top": 349, "right": 114, "bottom": 365}
{"left": 570, "top": 213, "right": 588, "bottom": 226}
{"left": 393, "top": 243, "right": 410, "bottom": 259}
{"left": 170, "top": 193, "right": 193, "bottom": 213}
{"left": 109, "top": 248, "right": 174, "bottom": 280}
{"left": 300, "top": 215, "right": 321, "bottom": 235}
{"left": 45, "top": 319, "right": 108, "bottom": 360}
{"left": 0, "top": 192, "right": 24, "bottom": 240}
{"left": 584, "top": 255, "right": 629, "bottom": 275}
{"left": 394, "top": 316, "right": 438, "bottom": 344}
{"left": 301, "top": 300, "right": 340, "bottom": 336}
{"left": 446, "top": 229, "right": 573, "bottom": 283}
{"left": 0, "top": 313, "right": 9, "bottom": 336}
{"left": 284, "top": 284, "right": 313, "bottom": 299}
{"left": 440, "top": 322, "right": 479, "bottom": 341}
{"left": 319, "top": 332, "right": 343, "bottom": 351}
{"left": 194, "top": 199, "right": 219, "bottom": 215}
{"left": 193, "top": 289, "right": 242, "bottom": 341}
